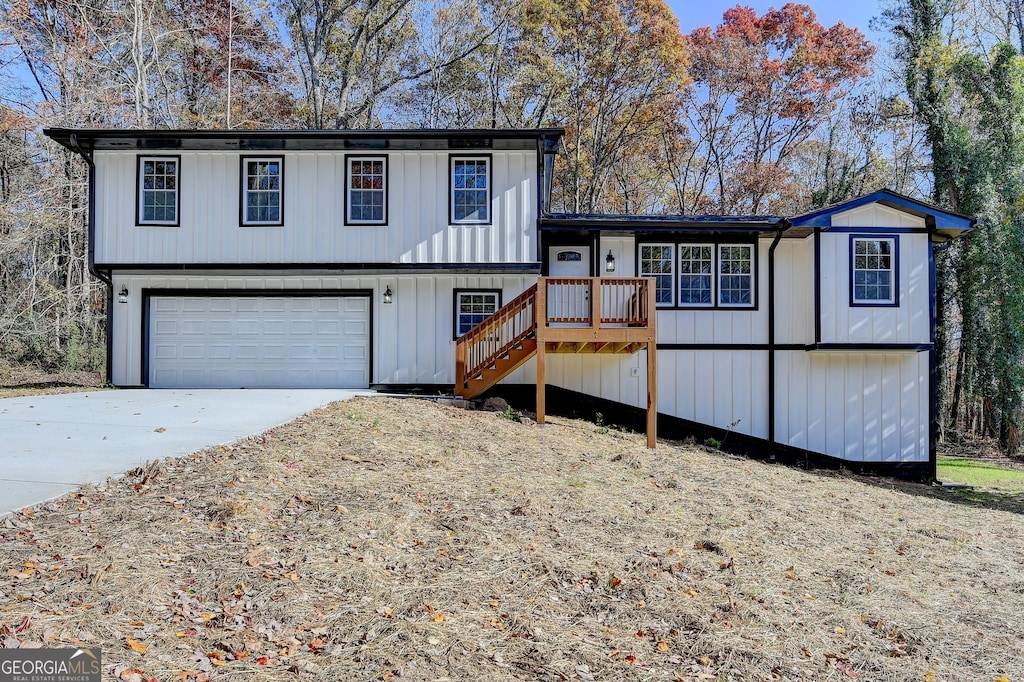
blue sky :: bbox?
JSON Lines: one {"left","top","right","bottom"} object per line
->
{"left": 666, "top": 0, "right": 883, "bottom": 40}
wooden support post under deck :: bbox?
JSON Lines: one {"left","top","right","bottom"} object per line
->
{"left": 646, "top": 342, "right": 657, "bottom": 448}
{"left": 455, "top": 336, "right": 466, "bottom": 397}
{"left": 645, "top": 278, "right": 657, "bottom": 449}
{"left": 536, "top": 342, "right": 546, "bottom": 425}
{"left": 535, "top": 280, "right": 546, "bottom": 425}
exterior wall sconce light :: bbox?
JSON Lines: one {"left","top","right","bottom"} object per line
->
{"left": 383, "top": 285, "right": 393, "bottom": 304}
{"left": 118, "top": 286, "right": 129, "bottom": 304}
{"left": 605, "top": 250, "right": 616, "bottom": 273}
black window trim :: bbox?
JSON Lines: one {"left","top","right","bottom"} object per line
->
{"left": 239, "top": 155, "right": 285, "bottom": 227}
{"left": 449, "top": 154, "right": 493, "bottom": 226}
{"left": 453, "top": 288, "right": 502, "bottom": 339}
{"left": 636, "top": 238, "right": 759, "bottom": 311}
{"left": 344, "top": 154, "right": 389, "bottom": 226}
{"left": 136, "top": 154, "right": 181, "bottom": 227}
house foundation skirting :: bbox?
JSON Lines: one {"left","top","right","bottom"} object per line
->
{"left": 478, "top": 384, "right": 934, "bottom": 482}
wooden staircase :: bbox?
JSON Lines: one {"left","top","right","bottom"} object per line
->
{"left": 455, "top": 284, "right": 539, "bottom": 400}
{"left": 455, "top": 277, "right": 659, "bottom": 448}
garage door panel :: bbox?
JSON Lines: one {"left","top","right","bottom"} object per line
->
{"left": 149, "top": 294, "right": 369, "bottom": 388}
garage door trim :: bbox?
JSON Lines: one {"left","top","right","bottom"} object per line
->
{"left": 141, "top": 288, "right": 373, "bottom": 388}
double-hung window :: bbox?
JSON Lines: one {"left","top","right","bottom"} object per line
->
{"left": 851, "top": 236, "right": 897, "bottom": 305}
{"left": 639, "top": 242, "right": 756, "bottom": 308}
{"left": 454, "top": 290, "right": 501, "bottom": 337}
{"left": 346, "top": 156, "right": 387, "bottom": 225}
{"left": 451, "top": 156, "right": 490, "bottom": 224}
{"left": 640, "top": 244, "right": 676, "bottom": 305}
{"left": 241, "top": 157, "right": 283, "bottom": 226}
{"left": 678, "top": 244, "right": 714, "bottom": 305}
{"left": 137, "top": 156, "right": 180, "bottom": 226}
{"left": 718, "top": 244, "right": 754, "bottom": 306}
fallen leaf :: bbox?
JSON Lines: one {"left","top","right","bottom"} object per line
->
{"left": 126, "top": 637, "right": 147, "bottom": 654}
{"left": 835, "top": 627, "right": 846, "bottom": 635}
{"left": 657, "top": 640, "right": 670, "bottom": 652}
{"left": 923, "top": 672, "right": 935, "bottom": 681}
{"left": 119, "top": 669, "right": 146, "bottom": 682}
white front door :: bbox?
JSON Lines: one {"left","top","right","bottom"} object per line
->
{"left": 549, "top": 246, "right": 591, "bottom": 277}
{"left": 547, "top": 246, "right": 591, "bottom": 323}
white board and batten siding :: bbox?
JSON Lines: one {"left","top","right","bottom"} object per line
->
{"left": 545, "top": 214, "right": 932, "bottom": 463}
{"left": 774, "top": 351, "right": 929, "bottom": 462}
{"left": 94, "top": 151, "right": 536, "bottom": 265}
{"left": 110, "top": 273, "right": 535, "bottom": 388}
{"left": 820, "top": 204, "right": 930, "bottom": 345}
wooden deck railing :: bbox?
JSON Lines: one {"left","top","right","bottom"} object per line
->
{"left": 455, "top": 283, "right": 538, "bottom": 387}
{"left": 541, "top": 277, "right": 650, "bottom": 327}
{"left": 454, "top": 276, "right": 657, "bottom": 448}
{"left": 455, "top": 278, "right": 653, "bottom": 388}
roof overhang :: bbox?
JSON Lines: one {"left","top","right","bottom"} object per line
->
{"left": 43, "top": 127, "right": 566, "bottom": 152}
{"left": 541, "top": 214, "right": 799, "bottom": 237}
{"left": 789, "top": 189, "right": 976, "bottom": 241}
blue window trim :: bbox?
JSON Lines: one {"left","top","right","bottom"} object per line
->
{"left": 849, "top": 234, "right": 899, "bottom": 307}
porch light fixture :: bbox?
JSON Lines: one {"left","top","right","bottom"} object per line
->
{"left": 118, "top": 286, "right": 129, "bottom": 304}
{"left": 605, "top": 250, "right": 616, "bottom": 273}
{"left": 383, "top": 285, "right": 393, "bottom": 304}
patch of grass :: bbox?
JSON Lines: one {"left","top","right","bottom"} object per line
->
{"left": 937, "top": 456, "right": 1024, "bottom": 491}
{"left": 497, "top": 405, "right": 523, "bottom": 421}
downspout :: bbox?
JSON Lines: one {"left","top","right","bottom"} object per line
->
{"left": 767, "top": 222, "right": 789, "bottom": 460}
{"left": 68, "top": 134, "right": 113, "bottom": 385}
{"left": 928, "top": 234, "right": 943, "bottom": 483}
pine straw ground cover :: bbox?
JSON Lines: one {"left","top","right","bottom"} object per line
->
{"left": 1, "top": 397, "right": 1022, "bottom": 682}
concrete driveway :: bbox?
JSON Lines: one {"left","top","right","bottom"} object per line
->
{"left": 0, "top": 389, "right": 369, "bottom": 516}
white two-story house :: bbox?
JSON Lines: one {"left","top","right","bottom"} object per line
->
{"left": 45, "top": 127, "right": 973, "bottom": 480}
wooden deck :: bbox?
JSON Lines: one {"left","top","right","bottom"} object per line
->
{"left": 455, "top": 277, "right": 657, "bottom": 448}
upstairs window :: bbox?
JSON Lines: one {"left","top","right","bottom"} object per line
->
{"left": 346, "top": 156, "right": 387, "bottom": 225}
{"left": 241, "top": 157, "right": 283, "bottom": 226}
{"left": 451, "top": 156, "right": 490, "bottom": 224}
{"left": 851, "top": 236, "right": 897, "bottom": 305}
{"left": 137, "top": 156, "right": 179, "bottom": 226}
{"left": 455, "top": 290, "right": 501, "bottom": 337}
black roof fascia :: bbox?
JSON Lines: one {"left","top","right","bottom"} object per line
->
{"left": 43, "top": 127, "right": 566, "bottom": 152}
{"left": 541, "top": 214, "right": 788, "bottom": 232}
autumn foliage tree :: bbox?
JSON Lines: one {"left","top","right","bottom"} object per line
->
{"left": 485, "top": 0, "right": 688, "bottom": 213}
{"left": 674, "top": 3, "right": 874, "bottom": 214}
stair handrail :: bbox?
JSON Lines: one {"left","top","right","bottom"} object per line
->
{"left": 456, "top": 284, "right": 538, "bottom": 388}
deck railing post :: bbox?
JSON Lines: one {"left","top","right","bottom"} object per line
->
{"left": 591, "top": 277, "right": 601, "bottom": 329}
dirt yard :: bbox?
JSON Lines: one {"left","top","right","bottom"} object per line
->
{"left": 0, "top": 360, "right": 105, "bottom": 398}
{"left": 1, "top": 396, "right": 1021, "bottom": 681}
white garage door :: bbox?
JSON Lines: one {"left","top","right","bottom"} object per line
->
{"left": 148, "top": 295, "right": 370, "bottom": 388}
